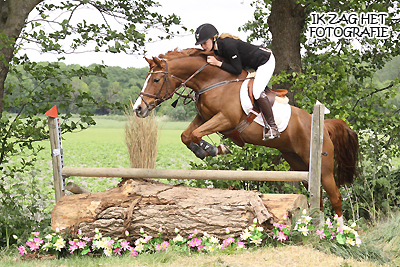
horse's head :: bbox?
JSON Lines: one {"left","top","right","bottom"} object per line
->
{"left": 133, "top": 48, "right": 218, "bottom": 118}
{"left": 133, "top": 56, "right": 182, "bottom": 118}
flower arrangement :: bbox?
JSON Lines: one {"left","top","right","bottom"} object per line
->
{"left": 271, "top": 210, "right": 362, "bottom": 247}
{"left": 15, "top": 211, "right": 362, "bottom": 259}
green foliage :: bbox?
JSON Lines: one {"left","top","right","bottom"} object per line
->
{"left": 0, "top": 0, "right": 184, "bottom": 251}
{"left": 190, "top": 139, "right": 301, "bottom": 194}
{"left": 237, "top": 1, "right": 400, "bottom": 219}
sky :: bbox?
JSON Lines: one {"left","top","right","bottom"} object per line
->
{"left": 25, "top": 0, "right": 256, "bottom": 69}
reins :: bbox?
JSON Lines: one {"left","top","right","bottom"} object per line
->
{"left": 140, "top": 59, "right": 254, "bottom": 108}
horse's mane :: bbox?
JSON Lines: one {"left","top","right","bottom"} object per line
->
{"left": 158, "top": 48, "right": 213, "bottom": 61}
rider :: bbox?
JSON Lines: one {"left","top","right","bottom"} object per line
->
{"left": 195, "top": 23, "right": 279, "bottom": 140}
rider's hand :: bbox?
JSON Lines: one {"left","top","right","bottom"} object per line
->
{"left": 207, "top": 56, "right": 222, "bottom": 67}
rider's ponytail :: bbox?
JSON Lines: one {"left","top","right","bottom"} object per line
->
{"left": 219, "top": 33, "right": 241, "bottom": 40}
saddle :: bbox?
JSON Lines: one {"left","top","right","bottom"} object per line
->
{"left": 222, "top": 81, "right": 289, "bottom": 147}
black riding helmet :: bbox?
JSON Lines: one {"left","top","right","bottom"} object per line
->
{"left": 195, "top": 23, "right": 219, "bottom": 45}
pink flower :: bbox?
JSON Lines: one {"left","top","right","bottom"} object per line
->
{"left": 316, "top": 229, "right": 326, "bottom": 239}
{"left": 76, "top": 241, "right": 87, "bottom": 249}
{"left": 82, "top": 236, "right": 91, "bottom": 242}
{"left": 32, "top": 232, "right": 40, "bottom": 236}
{"left": 143, "top": 235, "right": 152, "bottom": 243}
{"left": 113, "top": 247, "right": 122, "bottom": 255}
{"left": 189, "top": 238, "right": 202, "bottom": 247}
{"left": 26, "top": 241, "right": 40, "bottom": 252}
{"left": 221, "top": 237, "right": 235, "bottom": 249}
{"left": 33, "top": 238, "right": 43, "bottom": 244}
{"left": 130, "top": 248, "right": 138, "bottom": 257}
{"left": 125, "top": 230, "right": 129, "bottom": 236}
{"left": 277, "top": 231, "right": 288, "bottom": 242}
{"left": 107, "top": 239, "right": 115, "bottom": 247}
{"left": 237, "top": 241, "right": 246, "bottom": 249}
{"left": 18, "top": 245, "right": 26, "bottom": 255}
{"left": 120, "top": 240, "right": 130, "bottom": 250}
{"left": 68, "top": 240, "right": 78, "bottom": 254}
{"left": 155, "top": 241, "right": 169, "bottom": 251}
{"left": 197, "top": 244, "right": 205, "bottom": 252}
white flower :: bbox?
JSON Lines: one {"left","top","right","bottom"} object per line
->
{"left": 240, "top": 229, "right": 252, "bottom": 240}
{"left": 54, "top": 237, "right": 65, "bottom": 251}
{"left": 45, "top": 234, "right": 52, "bottom": 240}
{"left": 206, "top": 245, "right": 215, "bottom": 252}
{"left": 135, "top": 243, "right": 144, "bottom": 253}
{"left": 253, "top": 218, "right": 258, "bottom": 224}
{"left": 174, "top": 228, "right": 179, "bottom": 233}
{"left": 210, "top": 236, "right": 220, "bottom": 244}
{"left": 249, "top": 237, "right": 262, "bottom": 245}
{"left": 302, "top": 209, "right": 307, "bottom": 215}
{"left": 305, "top": 216, "right": 312, "bottom": 223}
{"left": 103, "top": 247, "right": 112, "bottom": 256}
{"left": 256, "top": 227, "right": 264, "bottom": 232}
{"left": 173, "top": 234, "right": 184, "bottom": 242}
{"left": 355, "top": 238, "right": 362, "bottom": 247}
{"left": 298, "top": 226, "right": 309, "bottom": 236}
{"left": 346, "top": 237, "right": 356, "bottom": 246}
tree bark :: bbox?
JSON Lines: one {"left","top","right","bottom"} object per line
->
{"left": 0, "top": 0, "right": 43, "bottom": 115}
{"left": 268, "top": 0, "right": 305, "bottom": 106}
{"left": 52, "top": 179, "right": 307, "bottom": 241}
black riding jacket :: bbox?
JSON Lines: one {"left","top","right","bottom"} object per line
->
{"left": 214, "top": 37, "right": 271, "bottom": 75}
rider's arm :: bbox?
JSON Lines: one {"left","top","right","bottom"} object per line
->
{"left": 216, "top": 40, "right": 242, "bottom": 75}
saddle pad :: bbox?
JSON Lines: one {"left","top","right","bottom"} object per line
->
{"left": 240, "top": 79, "right": 291, "bottom": 133}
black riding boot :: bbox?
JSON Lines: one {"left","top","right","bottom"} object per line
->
{"left": 256, "top": 92, "right": 280, "bottom": 140}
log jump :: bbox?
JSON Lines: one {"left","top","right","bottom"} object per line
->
{"left": 46, "top": 104, "right": 325, "bottom": 239}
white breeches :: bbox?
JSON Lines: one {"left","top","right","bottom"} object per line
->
{"left": 253, "top": 53, "right": 276, "bottom": 100}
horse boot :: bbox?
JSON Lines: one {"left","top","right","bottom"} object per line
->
{"left": 256, "top": 91, "right": 280, "bottom": 140}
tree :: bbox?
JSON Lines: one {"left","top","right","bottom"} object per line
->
{"left": 238, "top": 0, "right": 400, "bottom": 219}
{"left": 0, "top": 0, "right": 182, "bottom": 247}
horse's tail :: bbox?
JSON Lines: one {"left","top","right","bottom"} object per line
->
{"left": 324, "top": 119, "right": 359, "bottom": 186}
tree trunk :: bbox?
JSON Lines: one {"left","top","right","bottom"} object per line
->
{"left": 0, "top": 0, "right": 43, "bottom": 115}
{"left": 52, "top": 179, "right": 307, "bottom": 241}
{"left": 268, "top": 0, "right": 305, "bottom": 106}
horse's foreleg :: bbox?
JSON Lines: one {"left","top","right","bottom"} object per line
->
{"left": 181, "top": 115, "right": 208, "bottom": 159}
{"left": 190, "top": 112, "right": 234, "bottom": 158}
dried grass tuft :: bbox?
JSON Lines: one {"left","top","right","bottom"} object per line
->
{"left": 124, "top": 105, "right": 158, "bottom": 169}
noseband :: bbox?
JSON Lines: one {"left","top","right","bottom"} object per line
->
{"left": 139, "top": 59, "right": 208, "bottom": 110}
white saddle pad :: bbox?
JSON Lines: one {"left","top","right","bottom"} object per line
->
{"left": 240, "top": 79, "right": 291, "bottom": 132}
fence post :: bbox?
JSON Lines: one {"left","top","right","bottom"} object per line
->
{"left": 46, "top": 106, "right": 65, "bottom": 202}
{"left": 308, "top": 103, "right": 325, "bottom": 225}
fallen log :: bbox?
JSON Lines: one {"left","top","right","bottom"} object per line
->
{"left": 52, "top": 179, "right": 307, "bottom": 241}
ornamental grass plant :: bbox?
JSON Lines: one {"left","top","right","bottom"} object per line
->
{"left": 124, "top": 104, "right": 159, "bottom": 169}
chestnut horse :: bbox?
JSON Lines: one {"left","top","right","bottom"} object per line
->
{"left": 133, "top": 48, "right": 359, "bottom": 222}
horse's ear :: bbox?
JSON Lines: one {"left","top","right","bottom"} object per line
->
{"left": 144, "top": 57, "right": 156, "bottom": 69}
{"left": 152, "top": 57, "right": 165, "bottom": 68}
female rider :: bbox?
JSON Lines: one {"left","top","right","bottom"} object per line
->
{"left": 195, "top": 23, "right": 279, "bottom": 140}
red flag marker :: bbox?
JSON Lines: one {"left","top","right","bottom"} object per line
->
{"left": 45, "top": 105, "right": 58, "bottom": 118}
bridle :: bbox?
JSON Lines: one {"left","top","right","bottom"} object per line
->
{"left": 138, "top": 59, "right": 208, "bottom": 110}
{"left": 138, "top": 58, "right": 253, "bottom": 110}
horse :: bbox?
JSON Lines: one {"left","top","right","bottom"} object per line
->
{"left": 133, "top": 48, "right": 359, "bottom": 224}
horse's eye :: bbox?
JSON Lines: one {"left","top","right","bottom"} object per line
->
{"left": 153, "top": 78, "right": 160, "bottom": 83}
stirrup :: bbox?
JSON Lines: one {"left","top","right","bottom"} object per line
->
{"left": 263, "top": 126, "right": 280, "bottom": 140}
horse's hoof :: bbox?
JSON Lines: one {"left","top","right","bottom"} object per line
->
{"left": 218, "top": 143, "right": 232, "bottom": 155}
{"left": 199, "top": 140, "right": 218, "bottom": 157}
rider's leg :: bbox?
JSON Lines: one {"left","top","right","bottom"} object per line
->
{"left": 253, "top": 53, "right": 279, "bottom": 140}
{"left": 257, "top": 93, "right": 280, "bottom": 140}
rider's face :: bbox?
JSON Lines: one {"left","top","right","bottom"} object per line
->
{"left": 201, "top": 38, "right": 213, "bottom": 52}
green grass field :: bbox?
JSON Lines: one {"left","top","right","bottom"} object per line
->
{"left": 31, "top": 117, "right": 212, "bottom": 200}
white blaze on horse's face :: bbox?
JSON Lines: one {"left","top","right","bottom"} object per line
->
{"left": 133, "top": 74, "right": 152, "bottom": 118}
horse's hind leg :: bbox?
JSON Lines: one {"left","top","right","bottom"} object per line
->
{"left": 320, "top": 139, "right": 343, "bottom": 219}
